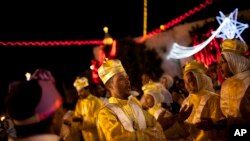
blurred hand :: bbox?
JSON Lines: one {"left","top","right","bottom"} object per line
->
{"left": 157, "top": 109, "right": 167, "bottom": 125}
{"left": 31, "top": 69, "right": 55, "bottom": 83}
{"left": 177, "top": 104, "right": 193, "bottom": 123}
{"left": 157, "top": 110, "right": 177, "bottom": 130}
{"left": 215, "top": 118, "right": 227, "bottom": 130}
{"left": 195, "top": 117, "right": 214, "bottom": 131}
{"left": 172, "top": 92, "right": 180, "bottom": 102}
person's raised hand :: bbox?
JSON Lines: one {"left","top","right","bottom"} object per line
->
{"left": 195, "top": 117, "right": 214, "bottom": 131}
{"left": 177, "top": 104, "right": 193, "bottom": 123}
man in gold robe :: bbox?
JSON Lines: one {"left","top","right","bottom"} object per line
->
{"left": 181, "top": 60, "right": 225, "bottom": 141}
{"left": 217, "top": 39, "right": 250, "bottom": 137}
{"left": 96, "top": 59, "right": 166, "bottom": 141}
{"left": 72, "top": 76, "right": 103, "bottom": 141}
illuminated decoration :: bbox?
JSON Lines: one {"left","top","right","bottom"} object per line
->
{"left": 1, "top": 116, "right": 5, "bottom": 121}
{"left": 91, "top": 59, "right": 102, "bottom": 84}
{"left": 103, "top": 26, "right": 113, "bottom": 45}
{"left": 193, "top": 29, "right": 222, "bottom": 66}
{"left": 0, "top": 40, "right": 103, "bottom": 46}
{"left": 160, "top": 25, "right": 165, "bottom": 31}
{"left": 143, "top": 0, "right": 147, "bottom": 36}
{"left": 91, "top": 28, "right": 117, "bottom": 84}
{"left": 25, "top": 72, "right": 31, "bottom": 81}
{"left": 167, "top": 8, "right": 249, "bottom": 59}
{"left": 109, "top": 40, "right": 117, "bottom": 58}
{"left": 215, "top": 8, "right": 249, "bottom": 42}
{"left": 90, "top": 65, "right": 94, "bottom": 70}
{"left": 167, "top": 18, "right": 229, "bottom": 59}
{"left": 137, "top": 0, "right": 213, "bottom": 42}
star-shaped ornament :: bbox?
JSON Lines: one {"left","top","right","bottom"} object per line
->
{"left": 215, "top": 8, "right": 249, "bottom": 42}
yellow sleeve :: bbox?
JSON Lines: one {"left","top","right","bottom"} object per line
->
{"left": 240, "top": 85, "right": 250, "bottom": 118}
{"left": 74, "top": 97, "right": 103, "bottom": 129}
{"left": 142, "top": 109, "right": 167, "bottom": 141}
{"left": 82, "top": 97, "right": 103, "bottom": 129}
{"left": 97, "top": 107, "right": 136, "bottom": 141}
{"left": 208, "top": 95, "right": 225, "bottom": 123}
{"left": 74, "top": 100, "right": 83, "bottom": 117}
{"left": 97, "top": 107, "right": 166, "bottom": 141}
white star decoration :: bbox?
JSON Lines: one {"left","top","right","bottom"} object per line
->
{"left": 215, "top": 8, "right": 249, "bottom": 42}
{"left": 167, "top": 8, "right": 249, "bottom": 59}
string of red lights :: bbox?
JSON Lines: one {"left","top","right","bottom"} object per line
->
{"left": 0, "top": 40, "right": 103, "bottom": 46}
{"left": 0, "top": 0, "right": 213, "bottom": 47}
{"left": 147, "top": 0, "right": 213, "bottom": 36}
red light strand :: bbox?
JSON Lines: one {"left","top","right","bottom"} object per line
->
{"left": 147, "top": 0, "right": 213, "bottom": 36}
{"left": 0, "top": 40, "right": 103, "bottom": 47}
{"left": 194, "top": 29, "right": 221, "bottom": 66}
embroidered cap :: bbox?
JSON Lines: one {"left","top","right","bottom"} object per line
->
{"left": 221, "top": 39, "right": 248, "bottom": 55}
{"left": 184, "top": 60, "right": 207, "bottom": 74}
{"left": 98, "top": 58, "right": 126, "bottom": 84}
{"left": 73, "top": 77, "right": 89, "bottom": 91}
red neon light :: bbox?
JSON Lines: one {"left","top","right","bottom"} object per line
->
{"left": 150, "top": 0, "right": 213, "bottom": 34}
{"left": 0, "top": 40, "right": 103, "bottom": 46}
{"left": 91, "top": 40, "right": 117, "bottom": 84}
{"left": 193, "top": 29, "right": 221, "bottom": 66}
{"left": 137, "top": 0, "right": 213, "bottom": 42}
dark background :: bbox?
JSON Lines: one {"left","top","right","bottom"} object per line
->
{"left": 0, "top": 0, "right": 249, "bottom": 112}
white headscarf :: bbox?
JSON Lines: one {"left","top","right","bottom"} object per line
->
{"left": 142, "top": 82, "right": 172, "bottom": 106}
{"left": 222, "top": 52, "right": 250, "bottom": 75}
{"left": 159, "top": 84, "right": 173, "bottom": 106}
{"left": 191, "top": 71, "right": 215, "bottom": 92}
{"left": 146, "top": 91, "right": 165, "bottom": 106}
{"left": 160, "top": 74, "right": 174, "bottom": 89}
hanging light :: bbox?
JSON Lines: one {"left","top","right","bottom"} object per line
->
{"left": 103, "top": 26, "right": 113, "bottom": 45}
{"left": 25, "top": 72, "right": 31, "bottom": 81}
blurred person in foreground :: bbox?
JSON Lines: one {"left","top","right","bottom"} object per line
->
{"left": 5, "top": 69, "right": 64, "bottom": 141}
{"left": 97, "top": 58, "right": 166, "bottom": 141}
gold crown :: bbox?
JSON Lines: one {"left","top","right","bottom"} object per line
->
{"left": 73, "top": 77, "right": 89, "bottom": 91}
{"left": 142, "top": 82, "right": 162, "bottom": 95}
{"left": 221, "top": 39, "right": 248, "bottom": 55}
{"left": 98, "top": 59, "right": 126, "bottom": 84}
{"left": 184, "top": 60, "right": 207, "bottom": 74}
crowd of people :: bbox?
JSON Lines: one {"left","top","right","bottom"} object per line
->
{"left": 1, "top": 38, "right": 250, "bottom": 141}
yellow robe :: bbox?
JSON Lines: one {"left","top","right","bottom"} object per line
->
{"left": 97, "top": 96, "right": 166, "bottom": 141}
{"left": 74, "top": 94, "right": 103, "bottom": 141}
{"left": 182, "top": 90, "right": 225, "bottom": 141}
{"left": 220, "top": 70, "right": 250, "bottom": 118}
{"left": 148, "top": 104, "right": 189, "bottom": 140}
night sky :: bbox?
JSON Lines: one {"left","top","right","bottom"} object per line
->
{"left": 0, "top": 0, "right": 249, "bottom": 112}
